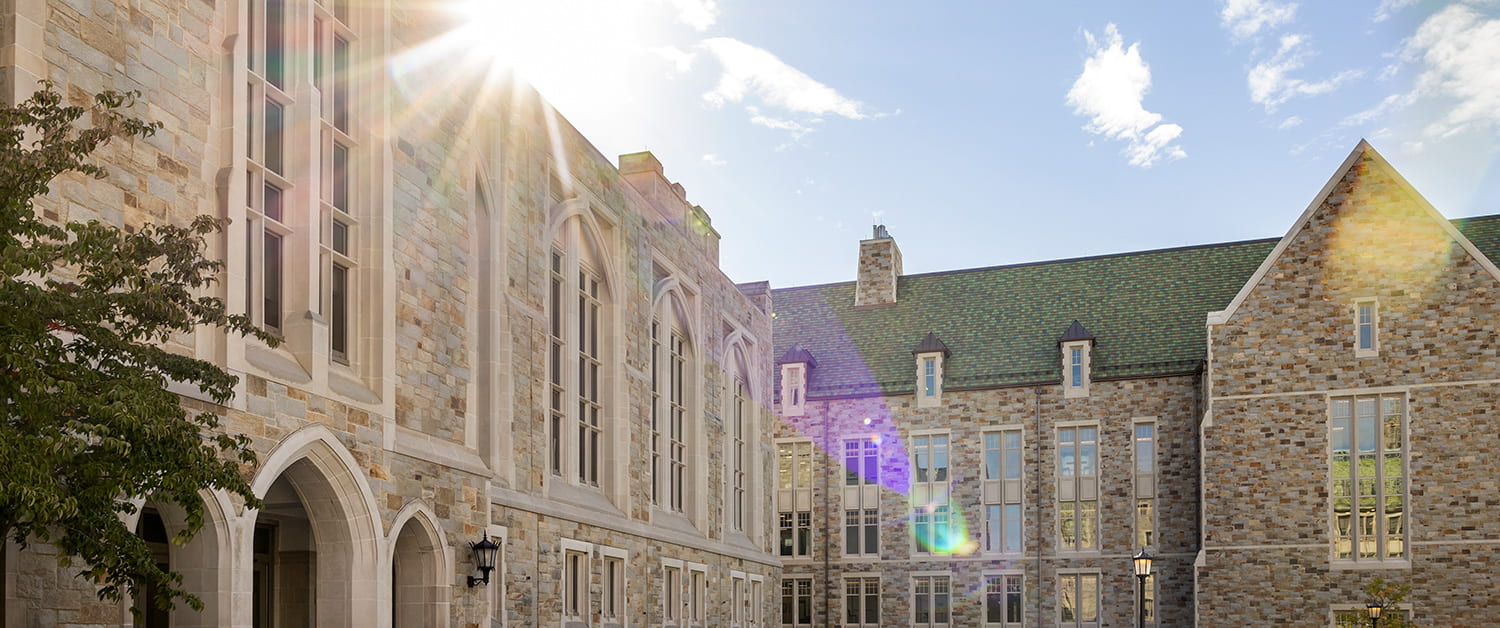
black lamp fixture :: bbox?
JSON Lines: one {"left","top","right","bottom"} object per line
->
{"left": 1366, "top": 601, "right": 1385, "bottom": 628}
{"left": 1133, "top": 549, "right": 1154, "bottom": 628}
{"left": 467, "top": 534, "right": 500, "bottom": 587}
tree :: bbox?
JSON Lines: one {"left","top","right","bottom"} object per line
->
{"left": 1335, "top": 577, "right": 1415, "bottom": 627}
{"left": 0, "top": 84, "right": 271, "bottom": 616}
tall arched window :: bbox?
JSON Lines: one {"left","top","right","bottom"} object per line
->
{"left": 724, "top": 338, "right": 762, "bottom": 544}
{"left": 546, "top": 212, "right": 613, "bottom": 489}
{"left": 651, "top": 280, "right": 696, "bottom": 514}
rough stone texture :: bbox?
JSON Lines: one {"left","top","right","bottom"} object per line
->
{"left": 854, "top": 236, "right": 902, "bottom": 307}
{"left": 773, "top": 376, "right": 1201, "bottom": 627}
{"left": 1201, "top": 148, "right": 1500, "bottom": 626}
{"left": 2, "top": 1, "right": 777, "bottom": 626}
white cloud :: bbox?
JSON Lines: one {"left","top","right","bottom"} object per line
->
{"left": 1373, "top": 0, "right": 1418, "bottom": 23}
{"left": 1220, "top": 0, "right": 1297, "bottom": 40}
{"left": 1247, "top": 34, "right": 1361, "bottom": 112}
{"left": 1404, "top": 4, "right": 1500, "bottom": 139}
{"left": 701, "top": 153, "right": 726, "bottom": 167}
{"left": 1279, "top": 115, "right": 1304, "bottom": 129}
{"left": 700, "top": 37, "right": 872, "bottom": 120}
{"left": 746, "top": 106, "right": 813, "bottom": 139}
{"left": 1065, "top": 24, "right": 1186, "bottom": 168}
{"left": 654, "top": 46, "right": 697, "bottom": 74}
{"left": 664, "top": 0, "right": 718, "bottom": 31}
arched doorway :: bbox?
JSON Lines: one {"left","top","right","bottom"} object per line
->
{"left": 124, "top": 494, "right": 231, "bottom": 628}
{"left": 389, "top": 507, "right": 448, "bottom": 627}
{"left": 248, "top": 428, "right": 380, "bottom": 628}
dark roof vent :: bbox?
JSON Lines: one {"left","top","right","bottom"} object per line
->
{"left": 911, "top": 332, "right": 950, "bottom": 356}
{"left": 1058, "top": 320, "right": 1096, "bottom": 344}
{"left": 779, "top": 343, "right": 818, "bottom": 368}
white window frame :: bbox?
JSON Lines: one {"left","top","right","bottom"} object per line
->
{"left": 916, "top": 352, "right": 945, "bottom": 407}
{"left": 982, "top": 571, "right": 1024, "bottom": 628}
{"left": 982, "top": 428, "right": 1024, "bottom": 555}
{"left": 1354, "top": 298, "right": 1380, "bottom": 357}
{"left": 1062, "top": 340, "right": 1091, "bottom": 398}
{"left": 1056, "top": 423, "right": 1100, "bottom": 552}
{"left": 546, "top": 220, "right": 615, "bottom": 494}
{"left": 1133, "top": 418, "right": 1158, "bottom": 550}
{"left": 842, "top": 436, "right": 880, "bottom": 558}
{"left": 729, "top": 571, "right": 748, "bottom": 628}
{"left": 686, "top": 562, "right": 707, "bottom": 628}
{"left": 780, "top": 576, "right": 812, "bottom": 627}
{"left": 780, "top": 363, "right": 806, "bottom": 416}
{"left": 600, "top": 546, "right": 627, "bottom": 628}
{"left": 842, "top": 573, "right": 880, "bottom": 628}
{"left": 1329, "top": 392, "right": 1409, "bottom": 567}
{"left": 663, "top": 558, "right": 684, "bottom": 628}
{"left": 1056, "top": 570, "right": 1100, "bottom": 628}
{"left": 560, "top": 538, "right": 593, "bottom": 627}
{"left": 748, "top": 574, "right": 764, "bottom": 628}
{"left": 776, "top": 439, "right": 814, "bottom": 559}
{"left": 911, "top": 572, "right": 952, "bottom": 628}
{"left": 910, "top": 431, "right": 953, "bottom": 555}
{"left": 651, "top": 281, "right": 698, "bottom": 517}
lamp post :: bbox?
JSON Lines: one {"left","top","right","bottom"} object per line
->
{"left": 1366, "top": 601, "right": 1384, "bottom": 628}
{"left": 467, "top": 534, "right": 500, "bottom": 587}
{"left": 1133, "top": 549, "right": 1153, "bottom": 628}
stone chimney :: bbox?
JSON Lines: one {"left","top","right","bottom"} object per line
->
{"left": 855, "top": 225, "right": 903, "bottom": 307}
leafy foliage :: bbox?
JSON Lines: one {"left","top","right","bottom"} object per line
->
{"left": 1335, "top": 578, "right": 1415, "bottom": 627}
{"left": 0, "top": 85, "right": 271, "bottom": 614}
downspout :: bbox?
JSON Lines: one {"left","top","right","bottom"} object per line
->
{"left": 821, "top": 399, "right": 831, "bottom": 628}
{"left": 1034, "top": 386, "right": 1044, "bottom": 626}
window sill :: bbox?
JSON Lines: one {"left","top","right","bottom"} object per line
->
{"left": 649, "top": 507, "right": 702, "bottom": 537}
{"left": 547, "top": 481, "right": 625, "bottom": 519}
{"left": 1330, "top": 558, "right": 1410, "bottom": 571}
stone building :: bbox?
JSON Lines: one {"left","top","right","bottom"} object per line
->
{"left": 0, "top": 1, "right": 776, "bottom": 627}
{"left": 770, "top": 141, "right": 1500, "bottom": 627}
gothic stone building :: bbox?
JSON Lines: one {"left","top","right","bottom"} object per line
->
{"left": 0, "top": 1, "right": 777, "bottom": 627}
{"left": 770, "top": 142, "right": 1500, "bottom": 627}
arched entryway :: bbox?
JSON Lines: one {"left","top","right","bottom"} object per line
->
{"left": 388, "top": 503, "right": 449, "bottom": 627}
{"left": 123, "top": 492, "right": 233, "bottom": 628}
{"left": 248, "top": 427, "right": 381, "bottom": 628}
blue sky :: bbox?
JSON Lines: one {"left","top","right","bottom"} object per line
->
{"left": 458, "top": 0, "right": 1500, "bottom": 288}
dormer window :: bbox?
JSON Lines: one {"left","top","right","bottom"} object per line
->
{"left": 778, "top": 344, "right": 817, "bottom": 417}
{"left": 912, "top": 333, "right": 950, "bottom": 409}
{"left": 1058, "top": 320, "right": 1095, "bottom": 399}
{"left": 1355, "top": 299, "right": 1379, "bottom": 357}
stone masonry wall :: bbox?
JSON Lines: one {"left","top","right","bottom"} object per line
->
{"left": 1202, "top": 148, "right": 1500, "bottom": 626}
{"left": 774, "top": 373, "right": 1201, "bottom": 627}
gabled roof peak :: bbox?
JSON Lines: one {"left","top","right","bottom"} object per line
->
{"left": 1058, "top": 320, "right": 1095, "bottom": 344}
{"left": 779, "top": 343, "right": 817, "bottom": 367}
{"left": 912, "top": 332, "right": 950, "bottom": 356}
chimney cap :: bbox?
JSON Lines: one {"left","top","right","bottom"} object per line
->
{"left": 872, "top": 224, "right": 890, "bottom": 239}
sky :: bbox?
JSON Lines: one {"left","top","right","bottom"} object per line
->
{"left": 450, "top": 0, "right": 1500, "bottom": 289}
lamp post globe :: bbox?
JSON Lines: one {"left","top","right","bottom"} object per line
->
{"left": 1367, "top": 601, "right": 1384, "bottom": 628}
{"left": 1133, "top": 549, "right": 1153, "bottom": 628}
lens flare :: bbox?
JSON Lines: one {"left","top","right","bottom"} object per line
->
{"left": 909, "top": 498, "right": 976, "bottom": 556}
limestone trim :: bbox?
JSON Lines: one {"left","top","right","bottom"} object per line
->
{"left": 1061, "top": 340, "right": 1092, "bottom": 399}
{"left": 1203, "top": 379, "right": 1500, "bottom": 402}
{"left": 487, "top": 525, "right": 510, "bottom": 627}
{"left": 489, "top": 486, "right": 778, "bottom": 567}
{"left": 390, "top": 424, "right": 492, "bottom": 476}
{"left": 915, "top": 351, "right": 946, "bottom": 408}
{"left": 387, "top": 501, "right": 453, "bottom": 628}
{"left": 1208, "top": 140, "right": 1500, "bottom": 327}
{"left": 1352, "top": 297, "right": 1380, "bottom": 358}
{"left": 1411, "top": 538, "right": 1500, "bottom": 546}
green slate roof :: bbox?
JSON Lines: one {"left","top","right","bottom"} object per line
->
{"left": 772, "top": 214, "right": 1500, "bottom": 399}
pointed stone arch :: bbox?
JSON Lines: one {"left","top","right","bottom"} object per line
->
{"left": 249, "top": 425, "right": 381, "bottom": 628}
{"left": 120, "top": 490, "right": 237, "bottom": 628}
{"left": 387, "top": 501, "right": 452, "bottom": 628}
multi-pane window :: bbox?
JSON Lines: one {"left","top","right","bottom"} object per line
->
{"left": 730, "top": 573, "right": 747, "bottom": 628}
{"left": 563, "top": 549, "right": 588, "bottom": 624}
{"left": 1058, "top": 572, "right": 1099, "bottom": 628}
{"left": 314, "top": 1, "right": 356, "bottom": 363}
{"left": 1355, "top": 300, "right": 1378, "bottom": 355}
{"left": 1070, "top": 348, "right": 1083, "bottom": 387}
{"left": 547, "top": 236, "right": 610, "bottom": 489}
{"left": 781, "top": 578, "right": 812, "bottom": 627}
{"left": 664, "top": 564, "right": 682, "bottom": 628}
{"left": 548, "top": 251, "right": 566, "bottom": 477}
{"left": 1058, "top": 426, "right": 1099, "bottom": 551}
{"left": 923, "top": 357, "right": 936, "bottom": 397}
{"left": 984, "top": 574, "right": 1023, "bottom": 628}
{"left": 751, "top": 579, "right": 764, "bottom": 628}
{"left": 844, "top": 438, "right": 880, "bottom": 557}
{"left": 1331, "top": 395, "right": 1406, "bottom": 561}
{"left": 688, "top": 567, "right": 707, "bottom": 628}
{"left": 731, "top": 378, "right": 748, "bottom": 532}
{"left": 781, "top": 363, "right": 806, "bottom": 416}
{"left": 577, "top": 266, "right": 603, "bottom": 486}
{"left": 651, "top": 308, "right": 691, "bottom": 512}
{"left": 244, "top": 0, "right": 290, "bottom": 336}
{"left": 1139, "top": 573, "right": 1156, "bottom": 627}
{"left": 912, "top": 575, "right": 951, "bottom": 627}
{"left": 1135, "top": 422, "right": 1157, "bottom": 548}
{"left": 982, "top": 429, "right": 1023, "bottom": 553}
{"left": 778, "top": 441, "right": 813, "bottom": 558}
{"left": 912, "top": 434, "right": 952, "bottom": 554}
{"left": 844, "top": 577, "right": 879, "bottom": 627}
{"left": 602, "top": 555, "right": 625, "bottom": 626}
